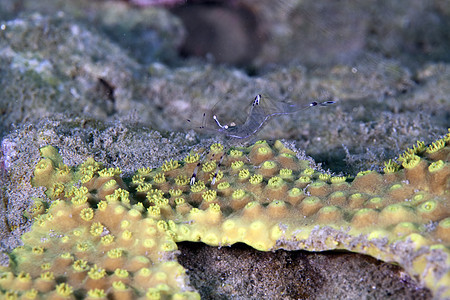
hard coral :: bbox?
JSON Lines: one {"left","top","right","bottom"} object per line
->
{"left": 0, "top": 132, "right": 449, "bottom": 298}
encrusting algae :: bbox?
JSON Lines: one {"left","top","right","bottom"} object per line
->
{"left": 1, "top": 130, "right": 450, "bottom": 299}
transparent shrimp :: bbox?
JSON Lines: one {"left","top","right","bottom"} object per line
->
{"left": 187, "top": 94, "right": 336, "bottom": 185}
{"left": 189, "top": 94, "right": 336, "bottom": 143}
{"left": 211, "top": 94, "right": 336, "bottom": 141}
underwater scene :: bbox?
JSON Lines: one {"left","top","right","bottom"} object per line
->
{"left": 0, "top": 0, "right": 449, "bottom": 299}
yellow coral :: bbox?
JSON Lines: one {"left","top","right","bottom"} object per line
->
{"left": 210, "top": 143, "right": 224, "bottom": 153}
{"left": 202, "top": 190, "right": 217, "bottom": 202}
{"left": 161, "top": 159, "right": 179, "bottom": 172}
{"left": 426, "top": 139, "right": 445, "bottom": 153}
{"left": 383, "top": 159, "right": 400, "bottom": 173}
{"left": 2, "top": 136, "right": 449, "bottom": 299}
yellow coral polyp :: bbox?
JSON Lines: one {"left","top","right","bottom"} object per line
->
{"left": 257, "top": 146, "right": 270, "bottom": 155}
{"left": 229, "top": 149, "right": 243, "bottom": 157}
{"left": 128, "top": 208, "right": 141, "bottom": 219}
{"left": 121, "top": 220, "right": 131, "bottom": 229}
{"left": 330, "top": 176, "right": 346, "bottom": 184}
{"left": 444, "top": 129, "right": 450, "bottom": 143}
{"left": 28, "top": 199, "right": 45, "bottom": 217}
{"left": 71, "top": 194, "right": 88, "bottom": 206}
{"left": 412, "top": 140, "right": 426, "bottom": 153}
{"left": 202, "top": 190, "right": 217, "bottom": 202}
{"left": 137, "top": 183, "right": 153, "bottom": 192}
{"left": 113, "top": 205, "right": 126, "bottom": 218}
{"left": 147, "top": 188, "right": 164, "bottom": 199}
{"left": 262, "top": 160, "right": 276, "bottom": 170}
{"left": 168, "top": 220, "right": 177, "bottom": 230}
{"left": 132, "top": 175, "right": 145, "bottom": 185}
{"left": 394, "top": 222, "right": 417, "bottom": 235}
{"left": 4, "top": 291, "right": 18, "bottom": 299}
{"left": 107, "top": 248, "right": 123, "bottom": 259}
{"left": 367, "top": 196, "right": 384, "bottom": 209}
{"left": 232, "top": 189, "right": 245, "bottom": 200}
{"left": 356, "top": 170, "right": 372, "bottom": 177}
{"left": 61, "top": 252, "right": 74, "bottom": 260}
{"left": 80, "top": 207, "right": 94, "bottom": 221}
{"left": 210, "top": 143, "right": 224, "bottom": 153}
{"left": 279, "top": 168, "right": 293, "bottom": 177}
{"left": 402, "top": 154, "right": 421, "bottom": 169}
{"left": 238, "top": 169, "right": 250, "bottom": 180}
{"left": 147, "top": 206, "right": 161, "bottom": 217}
{"left": 202, "top": 161, "right": 216, "bottom": 173}
{"left": 87, "top": 288, "right": 106, "bottom": 298}
{"left": 288, "top": 188, "right": 302, "bottom": 197}
{"left": 112, "top": 280, "right": 127, "bottom": 290}
{"left": 34, "top": 158, "right": 53, "bottom": 174}
{"left": 161, "top": 241, "right": 177, "bottom": 252}
{"left": 297, "top": 176, "right": 311, "bottom": 183}
{"left": 90, "top": 222, "right": 104, "bottom": 236}
{"left": 161, "top": 159, "right": 179, "bottom": 172}
{"left": 153, "top": 172, "right": 166, "bottom": 183}
{"left": 99, "top": 167, "right": 122, "bottom": 177}
{"left": 17, "top": 271, "right": 31, "bottom": 282}
{"left": 114, "top": 268, "right": 129, "bottom": 278}
{"left": 80, "top": 172, "right": 94, "bottom": 183}
{"left": 426, "top": 139, "right": 445, "bottom": 153}
{"left": 318, "top": 173, "right": 331, "bottom": 181}
{"left": 174, "top": 197, "right": 185, "bottom": 205}
{"left": 51, "top": 183, "right": 65, "bottom": 197}
{"left": 267, "top": 176, "right": 284, "bottom": 189}
{"left": 249, "top": 174, "right": 263, "bottom": 185}
{"left": 55, "top": 283, "right": 73, "bottom": 296}
{"left": 175, "top": 175, "right": 189, "bottom": 186}
{"left": 217, "top": 181, "right": 230, "bottom": 190}
{"left": 121, "top": 230, "right": 133, "bottom": 240}
{"left": 137, "top": 167, "right": 153, "bottom": 176}
{"left": 40, "top": 271, "right": 54, "bottom": 280}
{"left": 231, "top": 160, "right": 244, "bottom": 170}
{"left": 191, "top": 180, "right": 206, "bottom": 193}
{"left": 34, "top": 215, "right": 46, "bottom": 227}
{"left": 439, "top": 218, "right": 450, "bottom": 228}
{"left": 271, "top": 225, "right": 284, "bottom": 240}
{"left": 143, "top": 238, "right": 156, "bottom": 249}
{"left": 153, "top": 196, "right": 169, "bottom": 207}
{"left": 105, "top": 188, "right": 130, "bottom": 203}
{"left": 104, "top": 179, "right": 118, "bottom": 189}
{"left": 208, "top": 203, "right": 221, "bottom": 213}
{"left": 88, "top": 265, "right": 106, "bottom": 280}
{"left": 157, "top": 220, "right": 168, "bottom": 232}
{"left": 169, "top": 189, "right": 183, "bottom": 197}
{"left": 76, "top": 242, "right": 89, "bottom": 252}
{"left": 97, "top": 201, "right": 107, "bottom": 211}
{"left": 383, "top": 159, "right": 400, "bottom": 173}
{"left": 24, "top": 289, "right": 38, "bottom": 299}
{"left": 32, "top": 246, "right": 44, "bottom": 254}
{"left": 184, "top": 153, "right": 200, "bottom": 164}
{"left": 146, "top": 288, "right": 161, "bottom": 300}
{"left": 301, "top": 168, "right": 314, "bottom": 176}
{"left": 209, "top": 170, "right": 223, "bottom": 182}
{"left": 428, "top": 160, "right": 445, "bottom": 172}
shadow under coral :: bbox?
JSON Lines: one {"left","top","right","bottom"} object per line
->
{"left": 177, "top": 242, "right": 432, "bottom": 300}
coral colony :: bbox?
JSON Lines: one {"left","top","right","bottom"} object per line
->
{"left": 0, "top": 127, "right": 449, "bottom": 299}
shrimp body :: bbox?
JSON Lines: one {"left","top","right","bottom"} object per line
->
{"left": 212, "top": 94, "right": 335, "bottom": 141}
